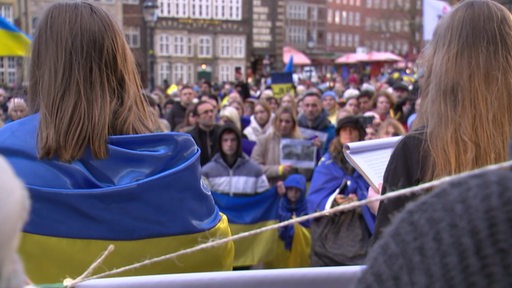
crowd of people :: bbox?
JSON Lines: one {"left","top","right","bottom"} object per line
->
{"left": 1, "top": 0, "right": 512, "bottom": 286}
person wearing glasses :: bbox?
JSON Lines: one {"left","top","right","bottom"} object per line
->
{"left": 187, "top": 100, "right": 223, "bottom": 166}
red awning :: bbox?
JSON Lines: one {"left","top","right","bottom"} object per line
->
{"left": 334, "top": 53, "right": 367, "bottom": 64}
{"left": 365, "top": 51, "right": 404, "bottom": 62}
{"left": 283, "top": 46, "right": 311, "bottom": 66}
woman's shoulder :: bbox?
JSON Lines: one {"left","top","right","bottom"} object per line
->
{"left": 394, "top": 128, "right": 426, "bottom": 154}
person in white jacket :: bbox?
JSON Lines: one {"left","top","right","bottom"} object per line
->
{"left": 243, "top": 101, "right": 274, "bottom": 142}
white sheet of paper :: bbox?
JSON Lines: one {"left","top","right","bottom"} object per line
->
{"left": 343, "top": 136, "right": 403, "bottom": 191}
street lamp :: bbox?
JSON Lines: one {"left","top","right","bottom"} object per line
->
{"left": 143, "top": 0, "right": 158, "bottom": 92}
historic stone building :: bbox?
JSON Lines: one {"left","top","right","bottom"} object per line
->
{"left": 151, "top": 0, "right": 251, "bottom": 87}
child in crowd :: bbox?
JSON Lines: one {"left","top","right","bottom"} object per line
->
{"left": 276, "top": 174, "right": 310, "bottom": 250}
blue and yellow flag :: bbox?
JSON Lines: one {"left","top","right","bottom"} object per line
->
{"left": 0, "top": 114, "right": 234, "bottom": 284}
{"left": 212, "top": 188, "right": 311, "bottom": 268}
{"left": 213, "top": 189, "right": 280, "bottom": 267}
{"left": 0, "top": 16, "right": 31, "bottom": 56}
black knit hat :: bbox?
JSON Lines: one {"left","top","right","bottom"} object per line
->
{"left": 356, "top": 170, "right": 512, "bottom": 287}
{"left": 336, "top": 115, "right": 366, "bottom": 141}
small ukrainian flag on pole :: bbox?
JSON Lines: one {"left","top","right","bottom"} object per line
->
{"left": 0, "top": 16, "right": 31, "bottom": 56}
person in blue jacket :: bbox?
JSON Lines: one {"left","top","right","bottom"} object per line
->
{"left": 0, "top": 1, "right": 232, "bottom": 283}
{"left": 307, "top": 115, "right": 375, "bottom": 266}
{"left": 276, "top": 174, "right": 310, "bottom": 250}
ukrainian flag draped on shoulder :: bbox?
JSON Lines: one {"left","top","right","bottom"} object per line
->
{"left": 0, "top": 16, "right": 31, "bottom": 56}
{"left": 0, "top": 114, "right": 233, "bottom": 284}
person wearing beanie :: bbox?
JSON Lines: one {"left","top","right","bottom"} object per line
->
{"left": 356, "top": 170, "right": 512, "bottom": 287}
{"left": 342, "top": 89, "right": 361, "bottom": 116}
{"left": 307, "top": 115, "right": 375, "bottom": 266}
{"left": 321, "top": 90, "right": 338, "bottom": 125}
{"left": 202, "top": 124, "right": 270, "bottom": 196}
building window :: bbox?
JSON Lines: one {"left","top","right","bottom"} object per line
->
{"left": 122, "top": 0, "right": 139, "bottom": 4}
{"left": 310, "top": 6, "right": 318, "bottom": 20}
{"left": 198, "top": 36, "right": 212, "bottom": 57}
{"left": 124, "top": 27, "right": 140, "bottom": 48}
{"left": 213, "top": 0, "right": 242, "bottom": 20}
{"left": 342, "top": 11, "right": 347, "bottom": 25}
{"left": 326, "top": 32, "right": 332, "bottom": 46}
{"left": 232, "top": 37, "right": 245, "bottom": 58}
{"left": 218, "top": 37, "right": 231, "bottom": 57}
{"left": 286, "top": 3, "right": 307, "bottom": 20}
{"left": 158, "top": 34, "right": 170, "bottom": 55}
{"left": 0, "top": 4, "right": 14, "bottom": 22}
{"left": 159, "top": 62, "right": 171, "bottom": 86}
{"left": 341, "top": 33, "right": 346, "bottom": 47}
{"left": 396, "top": 20, "right": 402, "bottom": 32}
{"left": 355, "top": 12, "right": 360, "bottom": 26}
{"left": 404, "top": 0, "right": 410, "bottom": 9}
{"left": 348, "top": 12, "right": 353, "bottom": 26}
{"left": 191, "top": 0, "right": 212, "bottom": 19}
{"left": 174, "top": 35, "right": 186, "bottom": 56}
{"left": 0, "top": 57, "right": 16, "bottom": 85}
{"left": 175, "top": 0, "right": 189, "bottom": 17}
{"left": 365, "top": 17, "right": 371, "bottom": 31}
{"left": 159, "top": 0, "right": 171, "bottom": 16}
{"left": 228, "top": 0, "right": 242, "bottom": 20}
{"left": 354, "top": 34, "right": 360, "bottom": 47}
{"left": 327, "top": 9, "right": 332, "bottom": 23}
{"left": 213, "top": 0, "right": 226, "bottom": 19}
{"left": 403, "top": 20, "right": 410, "bottom": 32}
{"left": 172, "top": 63, "right": 193, "bottom": 84}
{"left": 389, "top": 20, "right": 395, "bottom": 32}
{"left": 334, "top": 33, "right": 340, "bottom": 46}
{"left": 347, "top": 34, "right": 353, "bottom": 47}
{"left": 286, "top": 26, "right": 307, "bottom": 46}
{"left": 218, "top": 64, "right": 231, "bottom": 82}
{"left": 366, "top": 0, "right": 372, "bottom": 8}
{"left": 335, "top": 10, "right": 340, "bottom": 24}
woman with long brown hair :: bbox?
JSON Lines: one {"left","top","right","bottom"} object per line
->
{"left": 373, "top": 0, "right": 512, "bottom": 241}
{"left": 0, "top": 1, "right": 232, "bottom": 283}
{"left": 251, "top": 106, "right": 302, "bottom": 186}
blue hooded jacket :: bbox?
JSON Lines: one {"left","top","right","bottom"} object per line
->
{"left": 307, "top": 153, "right": 375, "bottom": 234}
{"left": 277, "top": 174, "right": 310, "bottom": 250}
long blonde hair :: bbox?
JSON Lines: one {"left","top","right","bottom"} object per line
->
{"left": 417, "top": 0, "right": 512, "bottom": 179}
{"left": 29, "top": 1, "right": 152, "bottom": 162}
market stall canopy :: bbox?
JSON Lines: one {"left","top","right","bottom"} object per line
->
{"left": 335, "top": 51, "right": 404, "bottom": 64}
{"left": 334, "top": 53, "right": 367, "bottom": 64}
{"left": 283, "top": 46, "right": 311, "bottom": 66}
{"left": 365, "top": 51, "right": 404, "bottom": 62}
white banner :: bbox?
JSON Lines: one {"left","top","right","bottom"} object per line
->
{"left": 423, "top": 0, "right": 451, "bottom": 41}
